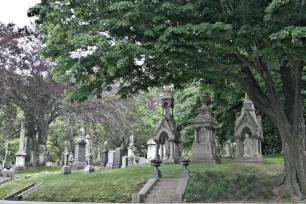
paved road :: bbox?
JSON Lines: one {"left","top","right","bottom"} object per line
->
{"left": 0, "top": 202, "right": 126, "bottom": 204}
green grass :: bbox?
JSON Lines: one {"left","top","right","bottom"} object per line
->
{"left": 0, "top": 154, "right": 284, "bottom": 202}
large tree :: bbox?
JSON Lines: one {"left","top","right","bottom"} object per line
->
{"left": 31, "top": 0, "right": 306, "bottom": 197}
{"left": 0, "top": 23, "right": 64, "bottom": 165}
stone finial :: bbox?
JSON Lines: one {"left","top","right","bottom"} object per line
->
{"left": 79, "top": 127, "right": 85, "bottom": 138}
{"left": 245, "top": 92, "right": 250, "bottom": 101}
{"left": 161, "top": 88, "right": 173, "bottom": 99}
{"left": 200, "top": 93, "right": 211, "bottom": 106}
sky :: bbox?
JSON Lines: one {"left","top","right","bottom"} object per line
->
{"left": 0, "top": 0, "right": 41, "bottom": 26}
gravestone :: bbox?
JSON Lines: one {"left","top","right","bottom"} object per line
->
{"left": 102, "top": 141, "right": 109, "bottom": 168}
{"left": 114, "top": 147, "right": 123, "bottom": 168}
{"left": 222, "top": 140, "right": 232, "bottom": 159}
{"left": 16, "top": 118, "right": 27, "bottom": 170}
{"left": 191, "top": 93, "right": 220, "bottom": 164}
{"left": 147, "top": 139, "right": 156, "bottom": 163}
{"left": 61, "top": 145, "right": 72, "bottom": 175}
{"left": 84, "top": 134, "right": 94, "bottom": 174}
{"left": 106, "top": 150, "right": 115, "bottom": 169}
{"left": 121, "top": 156, "right": 128, "bottom": 168}
{"left": 233, "top": 93, "right": 264, "bottom": 164}
{"left": 72, "top": 127, "right": 87, "bottom": 170}
{"left": 128, "top": 135, "right": 137, "bottom": 165}
{"left": 2, "top": 144, "right": 14, "bottom": 179}
{"left": 139, "top": 157, "right": 148, "bottom": 164}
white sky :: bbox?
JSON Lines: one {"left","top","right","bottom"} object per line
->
{"left": 0, "top": 0, "right": 41, "bottom": 27}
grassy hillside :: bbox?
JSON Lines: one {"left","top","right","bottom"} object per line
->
{"left": 0, "top": 154, "right": 285, "bottom": 203}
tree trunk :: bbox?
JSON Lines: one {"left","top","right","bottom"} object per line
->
{"left": 241, "top": 62, "right": 306, "bottom": 198}
{"left": 276, "top": 119, "right": 306, "bottom": 197}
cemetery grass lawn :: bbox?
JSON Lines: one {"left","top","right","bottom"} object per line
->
{"left": 0, "top": 154, "right": 284, "bottom": 202}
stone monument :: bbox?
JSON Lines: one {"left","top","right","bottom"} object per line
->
{"left": 114, "top": 147, "right": 123, "bottom": 168}
{"left": 84, "top": 134, "right": 94, "bottom": 173}
{"left": 233, "top": 93, "right": 264, "bottom": 164}
{"left": 106, "top": 150, "right": 115, "bottom": 169}
{"left": 15, "top": 118, "right": 27, "bottom": 170}
{"left": 191, "top": 93, "right": 220, "bottom": 164}
{"left": 61, "top": 145, "right": 72, "bottom": 175}
{"left": 102, "top": 141, "right": 109, "bottom": 168}
{"left": 151, "top": 88, "right": 180, "bottom": 164}
{"left": 2, "top": 143, "right": 14, "bottom": 179}
{"left": 128, "top": 135, "right": 137, "bottom": 165}
{"left": 72, "top": 127, "right": 87, "bottom": 170}
{"left": 147, "top": 139, "right": 156, "bottom": 163}
{"left": 121, "top": 156, "right": 129, "bottom": 168}
{"left": 222, "top": 140, "right": 232, "bottom": 159}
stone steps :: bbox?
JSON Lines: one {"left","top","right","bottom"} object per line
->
{"left": 143, "top": 178, "right": 180, "bottom": 203}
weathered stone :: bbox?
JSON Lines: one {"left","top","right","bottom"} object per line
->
{"left": 105, "top": 150, "right": 115, "bottom": 169}
{"left": 72, "top": 127, "right": 87, "bottom": 170}
{"left": 16, "top": 118, "right": 26, "bottom": 170}
{"left": 147, "top": 139, "right": 156, "bottom": 163}
{"left": 139, "top": 157, "right": 148, "bottom": 164}
{"left": 121, "top": 156, "right": 128, "bottom": 168}
{"left": 191, "top": 93, "right": 220, "bottom": 164}
{"left": 222, "top": 140, "right": 233, "bottom": 159}
{"left": 233, "top": 93, "right": 264, "bottom": 164}
{"left": 61, "top": 166, "right": 72, "bottom": 175}
{"left": 151, "top": 89, "right": 180, "bottom": 164}
{"left": 114, "top": 147, "right": 123, "bottom": 168}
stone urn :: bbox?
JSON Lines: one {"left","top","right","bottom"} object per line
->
{"left": 151, "top": 159, "right": 162, "bottom": 178}
{"left": 200, "top": 93, "right": 211, "bottom": 106}
{"left": 181, "top": 159, "right": 190, "bottom": 177}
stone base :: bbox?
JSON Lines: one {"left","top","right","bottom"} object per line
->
{"left": 1, "top": 168, "right": 14, "bottom": 180}
{"left": 71, "top": 162, "right": 87, "bottom": 170}
{"left": 15, "top": 165, "right": 26, "bottom": 170}
{"left": 152, "top": 169, "right": 162, "bottom": 178}
{"left": 84, "top": 165, "right": 95, "bottom": 174}
{"left": 233, "top": 155, "right": 264, "bottom": 164}
{"left": 191, "top": 154, "right": 221, "bottom": 164}
{"left": 222, "top": 155, "right": 233, "bottom": 159}
{"left": 161, "top": 158, "right": 179, "bottom": 164}
{"left": 61, "top": 166, "right": 72, "bottom": 175}
{"left": 105, "top": 164, "right": 114, "bottom": 169}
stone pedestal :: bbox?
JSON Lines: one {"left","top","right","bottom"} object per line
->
{"left": 191, "top": 93, "right": 220, "bottom": 164}
{"left": 61, "top": 166, "right": 72, "bottom": 175}
{"left": 106, "top": 150, "right": 115, "bottom": 169}
{"left": 2, "top": 168, "right": 14, "bottom": 180}
{"left": 114, "top": 147, "right": 123, "bottom": 168}
{"left": 122, "top": 156, "right": 128, "bottom": 168}
{"left": 72, "top": 129, "right": 87, "bottom": 170}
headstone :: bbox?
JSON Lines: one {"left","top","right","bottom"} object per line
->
{"left": 147, "top": 139, "right": 156, "bottom": 163}
{"left": 16, "top": 118, "right": 27, "bottom": 170}
{"left": 233, "top": 93, "right": 264, "bottom": 164}
{"left": 114, "top": 147, "right": 123, "bottom": 168}
{"left": 3, "top": 143, "right": 12, "bottom": 169}
{"left": 139, "top": 157, "right": 148, "bottom": 164}
{"left": 72, "top": 127, "right": 87, "bottom": 170}
{"left": 222, "top": 140, "right": 232, "bottom": 159}
{"left": 61, "top": 146, "right": 72, "bottom": 175}
{"left": 121, "top": 156, "right": 128, "bottom": 168}
{"left": 105, "top": 150, "right": 115, "bottom": 169}
{"left": 84, "top": 134, "right": 94, "bottom": 174}
{"left": 191, "top": 93, "right": 220, "bottom": 164}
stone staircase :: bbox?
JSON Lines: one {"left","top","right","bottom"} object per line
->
{"left": 143, "top": 178, "right": 178, "bottom": 203}
{"left": 132, "top": 177, "right": 189, "bottom": 203}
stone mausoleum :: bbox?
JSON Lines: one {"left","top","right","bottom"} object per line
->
{"left": 233, "top": 93, "right": 264, "bottom": 164}
{"left": 151, "top": 89, "right": 180, "bottom": 164}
